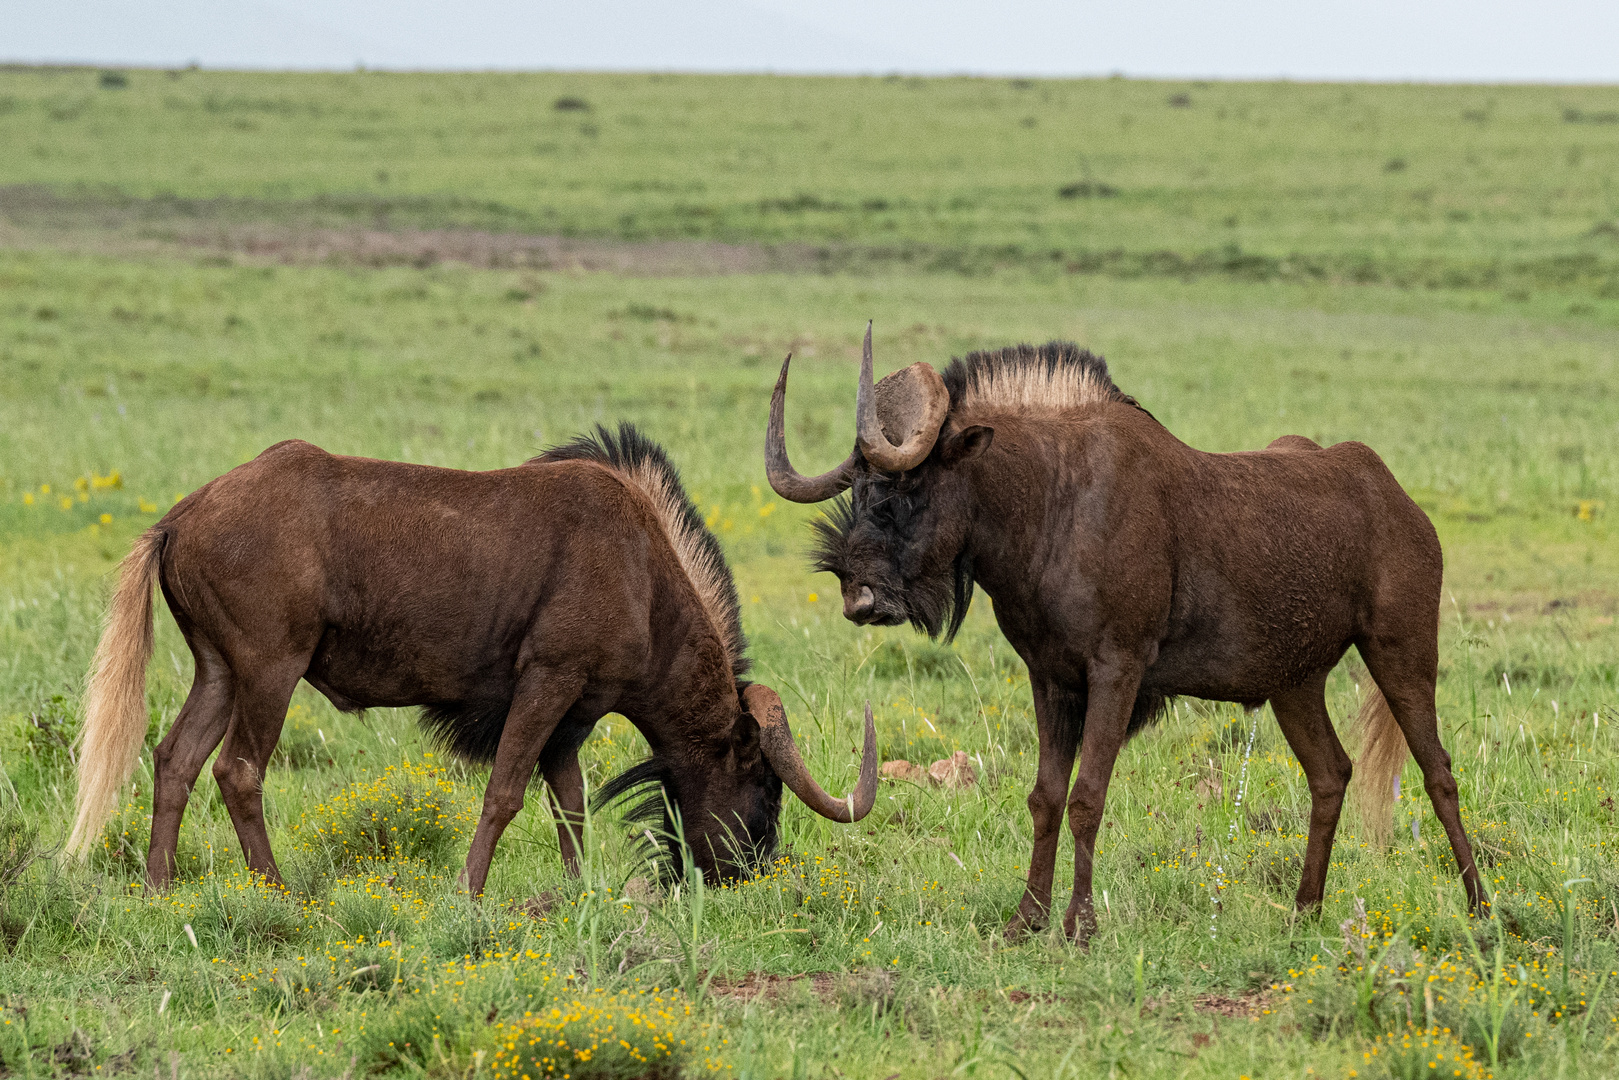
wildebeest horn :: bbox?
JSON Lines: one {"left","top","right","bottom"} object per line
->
{"left": 854, "top": 321, "right": 950, "bottom": 473}
{"left": 744, "top": 684, "right": 877, "bottom": 824}
{"left": 765, "top": 354, "right": 860, "bottom": 503}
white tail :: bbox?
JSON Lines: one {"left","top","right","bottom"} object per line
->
{"left": 1349, "top": 685, "right": 1410, "bottom": 846}
{"left": 66, "top": 529, "right": 164, "bottom": 858}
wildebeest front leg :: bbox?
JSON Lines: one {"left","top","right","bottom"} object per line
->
{"left": 462, "top": 669, "right": 586, "bottom": 897}
{"left": 1062, "top": 658, "right": 1142, "bottom": 945}
{"left": 1004, "top": 679, "right": 1078, "bottom": 940}
{"left": 1268, "top": 674, "right": 1352, "bottom": 911}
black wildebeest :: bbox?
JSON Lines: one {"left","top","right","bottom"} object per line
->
{"left": 68, "top": 424, "right": 877, "bottom": 892}
{"left": 765, "top": 325, "right": 1485, "bottom": 943}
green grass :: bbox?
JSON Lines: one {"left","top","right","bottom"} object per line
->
{"left": 4, "top": 69, "right": 1619, "bottom": 293}
{"left": 1, "top": 69, "right": 1617, "bottom": 1080}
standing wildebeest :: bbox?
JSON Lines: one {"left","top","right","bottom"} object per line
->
{"left": 765, "top": 325, "right": 1485, "bottom": 943}
{"left": 67, "top": 424, "right": 877, "bottom": 892}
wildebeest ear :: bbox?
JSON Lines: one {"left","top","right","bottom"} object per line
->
{"left": 941, "top": 425, "right": 993, "bottom": 465}
{"left": 730, "top": 698, "right": 764, "bottom": 743}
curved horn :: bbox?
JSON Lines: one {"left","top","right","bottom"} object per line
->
{"left": 744, "top": 684, "right": 877, "bottom": 824}
{"left": 854, "top": 321, "right": 950, "bottom": 473}
{"left": 765, "top": 353, "right": 860, "bottom": 503}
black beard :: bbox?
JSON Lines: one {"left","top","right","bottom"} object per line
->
{"left": 811, "top": 496, "right": 975, "bottom": 643}
{"left": 904, "top": 548, "right": 974, "bottom": 643}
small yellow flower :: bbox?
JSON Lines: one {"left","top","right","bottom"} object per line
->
{"left": 807, "top": 592, "right": 818, "bottom": 602}
{"left": 100, "top": 513, "right": 112, "bottom": 525}
{"left": 22, "top": 492, "right": 33, "bottom": 505}
{"left": 41, "top": 483, "right": 50, "bottom": 495}
{"left": 59, "top": 496, "right": 74, "bottom": 511}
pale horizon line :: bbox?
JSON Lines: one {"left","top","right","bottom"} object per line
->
{"left": 4, "top": 60, "right": 1616, "bottom": 88}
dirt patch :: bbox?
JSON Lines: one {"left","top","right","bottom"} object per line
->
{"left": 1193, "top": 989, "right": 1274, "bottom": 1019}
{"left": 0, "top": 184, "right": 825, "bottom": 275}
{"left": 8, "top": 185, "right": 1619, "bottom": 295}
{"left": 1004, "top": 988, "right": 1062, "bottom": 1005}
{"left": 507, "top": 889, "right": 563, "bottom": 921}
{"left": 706, "top": 970, "right": 838, "bottom": 1002}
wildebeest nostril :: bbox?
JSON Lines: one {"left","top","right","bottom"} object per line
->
{"left": 845, "top": 585, "right": 875, "bottom": 620}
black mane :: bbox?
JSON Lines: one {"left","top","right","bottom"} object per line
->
{"left": 535, "top": 422, "right": 750, "bottom": 678}
{"left": 591, "top": 757, "right": 682, "bottom": 878}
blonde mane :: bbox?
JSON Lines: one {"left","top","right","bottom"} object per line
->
{"left": 619, "top": 460, "right": 745, "bottom": 673}
{"left": 943, "top": 341, "right": 1134, "bottom": 423}
{"left": 536, "top": 425, "right": 748, "bottom": 678}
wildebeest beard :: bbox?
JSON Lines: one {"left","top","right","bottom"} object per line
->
{"left": 810, "top": 480, "right": 976, "bottom": 643}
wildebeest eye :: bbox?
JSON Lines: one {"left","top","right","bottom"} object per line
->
{"left": 868, "top": 482, "right": 918, "bottom": 532}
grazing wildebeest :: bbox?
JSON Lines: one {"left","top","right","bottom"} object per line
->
{"left": 765, "top": 325, "right": 1485, "bottom": 943}
{"left": 68, "top": 424, "right": 876, "bottom": 893}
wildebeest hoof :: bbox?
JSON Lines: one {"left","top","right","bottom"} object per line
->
{"left": 1063, "top": 923, "right": 1096, "bottom": 948}
{"left": 1062, "top": 909, "right": 1098, "bottom": 947}
{"left": 1002, "top": 911, "right": 1048, "bottom": 942}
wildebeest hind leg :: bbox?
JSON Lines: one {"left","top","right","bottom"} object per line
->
{"left": 1003, "top": 680, "right": 1079, "bottom": 940}
{"left": 147, "top": 644, "right": 235, "bottom": 890}
{"left": 212, "top": 660, "right": 304, "bottom": 886}
{"left": 1268, "top": 673, "right": 1352, "bottom": 911}
{"left": 1359, "top": 644, "right": 1487, "bottom": 915}
{"left": 462, "top": 668, "right": 587, "bottom": 897}
{"left": 539, "top": 723, "right": 593, "bottom": 877}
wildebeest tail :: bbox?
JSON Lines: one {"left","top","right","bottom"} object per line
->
{"left": 1349, "top": 685, "right": 1409, "bottom": 846}
{"left": 66, "top": 528, "right": 164, "bottom": 858}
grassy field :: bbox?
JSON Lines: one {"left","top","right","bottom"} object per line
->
{"left": 1, "top": 69, "right": 1617, "bottom": 1079}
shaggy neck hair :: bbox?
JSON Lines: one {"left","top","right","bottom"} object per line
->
{"left": 536, "top": 422, "right": 749, "bottom": 680}
{"left": 943, "top": 341, "right": 1143, "bottom": 422}
{"left": 537, "top": 424, "right": 769, "bottom": 877}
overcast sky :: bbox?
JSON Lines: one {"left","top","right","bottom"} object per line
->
{"left": 5, "top": 0, "right": 1618, "bottom": 82}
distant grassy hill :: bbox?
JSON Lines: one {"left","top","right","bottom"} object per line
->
{"left": 3, "top": 68, "right": 1619, "bottom": 294}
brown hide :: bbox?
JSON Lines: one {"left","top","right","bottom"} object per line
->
{"left": 72, "top": 426, "right": 870, "bottom": 894}
{"left": 790, "top": 339, "right": 1485, "bottom": 943}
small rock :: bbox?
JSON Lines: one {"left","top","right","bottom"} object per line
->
{"left": 880, "top": 759, "right": 928, "bottom": 784}
{"left": 929, "top": 751, "right": 977, "bottom": 789}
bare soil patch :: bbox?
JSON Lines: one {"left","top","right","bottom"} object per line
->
{"left": 706, "top": 970, "right": 838, "bottom": 1002}
{"left": 0, "top": 184, "right": 817, "bottom": 275}
{"left": 1192, "top": 989, "right": 1274, "bottom": 1019}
